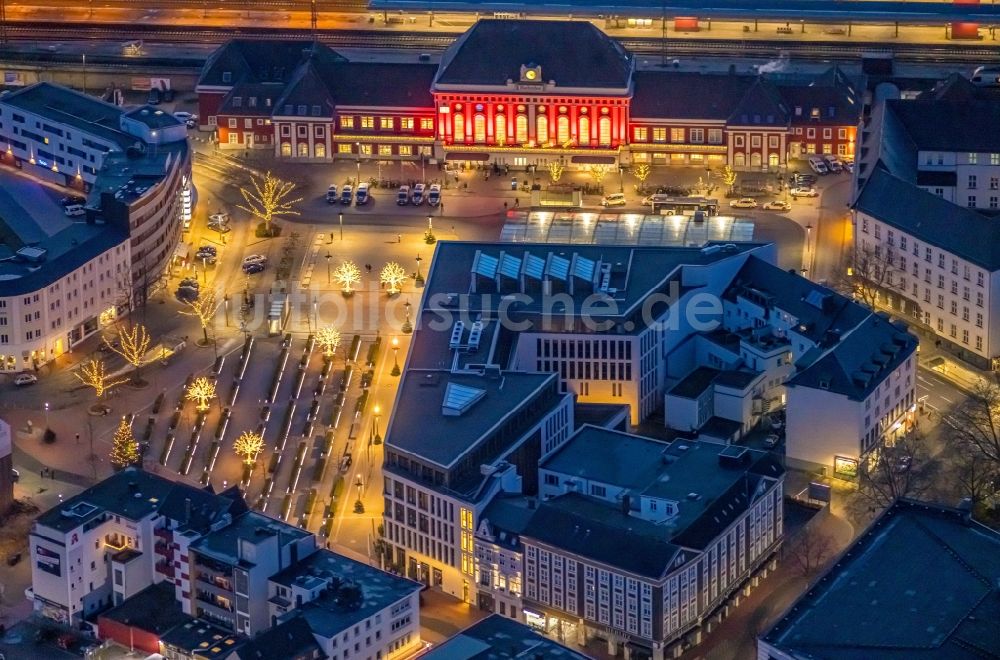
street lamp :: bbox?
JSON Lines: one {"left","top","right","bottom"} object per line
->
{"left": 355, "top": 142, "right": 361, "bottom": 184}
{"left": 326, "top": 252, "right": 332, "bottom": 284}
{"left": 354, "top": 474, "right": 364, "bottom": 513}
{"left": 44, "top": 401, "right": 50, "bottom": 428}
{"left": 338, "top": 213, "right": 344, "bottom": 241}
{"left": 424, "top": 216, "right": 436, "bottom": 244}
{"left": 414, "top": 254, "right": 424, "bottom": 286}
{"left": 372, "top": 404, "right": 382, "bottom": 445}
{"left": 224, "top": 294, "right": 230, "bottom": 327}
{"left": 391, "top": 337, "right": 400, "bottom": 376}
{"left": 402, "top": 300, "right": 413, "bottom": 334}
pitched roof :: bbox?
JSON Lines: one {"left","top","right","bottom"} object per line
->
{"left": 854, "top": 166, "right": 1000, "bottom": 271}
{"left": 217, "top": 82, "right": 286, "bottom": 116}
{"left": 425, "top": 615, "right": 590, "bottom": 660}
{"left": 885, "top": 95, "right": 1000, "bottom": 152}
{"left": 196, "top": 39, "right": 344, "bottom": 88}
{"left": 321, "top": 62, "right": 437, "bottom": 108}
{"left": 773, "top": 67, "right": 861, "bottom": 124}
{"left": 761, "top": 500, "right": 1000, "bottom": 659}
{"left": 230, "top": 615, "right": 320, "bottom": 660}
{"left": 631, "top": 70, "right": 754, "bottom": 119}
{"left": 435, "top": 19, "right": 632, "bottom": 90}
{"left": 728, "top": 78, "right": 790, "bottom": 127}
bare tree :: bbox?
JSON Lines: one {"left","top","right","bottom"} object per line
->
{"left": 237, "top": 171, "right": 302, "bottom": 237}
{"left": 949, "top": 441, "right": 999, "bottom": 507}
{"left": 180, "top": 290, "right": 221, "bottom": 344}
{"left": 107, "top": 323, "right": 152, "bottom": 384}
{"left": 834, "top": 241, "right": 898, "bottom": 311}
{"left": 785, "top": 529, "right": 836, "bottom": 577}
{"left": 850, "top": 433, "right": 939, "bottom": 521}
{"left": 950, "top": 381, "right": 1000, "bottom": 475}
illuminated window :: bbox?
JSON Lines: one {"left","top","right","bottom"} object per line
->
{"left": 515, "top": 114, "right": 528, "bottom": 144}
{"left": 536, "top": 115, "right": 548, "bottom": 144}
{"left": 280, "top": 143, "right": 291, "bottom": 157}
{"left": 227, "top": 118, "right": 237, "bottom": 128}
{"left": 708, "top": 129, "right": 723, "bottom": 144}
{"left": 598, "top": 117, "right": 612, "bottom": 146}
{"left": 557, "top": 116, "right": 570, "bottom": 144}
{"left": 633, "top": 127, "right": 647, "bottom": 141}
{"left": 360, "top": 143, "right": 372, "bottom": 156}
{"left": 340, "top": 116, "right": 354, "bottom": 129}
{"left": 315, "top": 143, "right": 326, "bottom": 158}
{"left": 453, "top": 113, "right": 465, "bottom": 142}
{"left": 297, "top": 142, "right": 308, "bottom": 157}
{"left": 670, "top": 128, "right": 684, "bottom": 142}
{"left": 400, "top": 117, "right": 414, "bottom": 130}
{"left": 495, "top": 114, "right": 506, "bottom": 145}
{"left": 379, "top": 145, "right": 392, "bottom": 156}
{"left": 473, "top": 114, "right": 486, "bottom": 143}
{"left": 420, "top": 117, "right": 434, "bottom": 131}
{"left": 399, "top": 145, "right": 412, "bottom": 156}
{"left": 689, "top": 129, "right": 703, "bottom": 144}
{"left": 361, "top": 116, "right": 374, "bottom": 129}
{"left": 380, "top": 117, "right": 393, "bottom": 130}
{"left": 578, "top": 116, "right": 590, "bottom": 146}
{"left": 338, "top": 144, "right": 352, "bottom": 154}
{"left": 652, "top": 127, "right": 666, "bottom": 143}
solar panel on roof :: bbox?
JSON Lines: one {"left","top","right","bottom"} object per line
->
{"left": 524, "top": 254, "right": 545, "bottom": 280}
{"left": 442, "top": 381, "right": 487, "bottom": 416}
{"left": 548, "top": 255, "right": 570, "bottom": 281}
{"left": 472, "top": 252, "right": 498, "bottom": 279}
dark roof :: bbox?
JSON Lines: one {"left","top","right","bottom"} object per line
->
{"left": 773, "top": 67, "right": 861, "bottom": 124}
{"left": 197, "top": 39, "right": 344, "bottom": 88}
{"left": 523, "top": 492, "right": 681, "bottom": 579}
{"left": 885, "top": 96, "right": 1000, "bottom": 152}
{"left": 231, "top": 615, "right": 320, "bottom": 660}
{"left": 158, "top": 481, "right": 245, "bottom": 535}
{"left": 762, "top": 500, "right": 1000, "bottom": 659}
{"left": 728, "top": 78, "right": 790, "bottom": 127}
{"left": 480, "top": 496, "right": 537, "bottom": 548}
{"left": 919, "top": 71, "right": 1000, "bottom": 103}
{"left": 98, "top": 583, "right": 190, "bottom": 635}
{"left": 0, "top": 82, "right": 130, "bottom": 147}
{"left": 435, "top": 20, "right": 632, "bottom": 90}
{"left": 270, "top": 549, "right": 422, "bottom": 637}
{"left": 425, "top": 614, "right": 590, "bottom": 660}
{"left": 160, "top": 619, "right": 242, "bottom": 658}
{"left": 323, "top": 62, "right": 437, "bottom": 108}
{"left": 191, "top": 510, "right": 311, "bottom": 563}
{"left": 274, "top": 61, "right": 335, "bottom": 117}
{"left": 854, "top": 167, "right": 1000, "bottom": 271}
{"left": 668, "top": 366, "right": 720, "bottom": 398}
{"left": 217, "top": 82, "right": 286, "bottom": 116}
{"left": 631, "top": 71, "right": 753, "bottom": 119}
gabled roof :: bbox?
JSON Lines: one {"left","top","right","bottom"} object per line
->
{"left": 217, "top": 82, "right": 285, "bottom": 116}
{"left": 435, "top": 19, "right": 632, "bottom": 90}
{"left": 631, "top": 70, "right": 754, "bottom": 120}
{"left": 854, "top": 167, "right": 1000, "bottom": 271}
{"left": 772, "top": 66, "right": 861, "bottom": 125}
{"left": 321, "top": 62, "right": 436, "bottom": 108}
{"left": 230, "top": 615, "right": 320, "bottom": 660}
{"left": 196, "top": 39, "right": 344, "bottom": 88}
{"left": 728, "top": 78, "right": 789, "bottom": 127}
{"left": 885, "top": 95, "right": 1000, "bottom": 152}
{"left": 274, "top": 61, "right": 335, "bottom": 118}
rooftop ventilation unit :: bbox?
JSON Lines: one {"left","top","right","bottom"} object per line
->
{"left": 468, "top": 321, "right": 483, "bottom": 350}
{"left": 449, "top": 321, "right": 465, "bottom": 349}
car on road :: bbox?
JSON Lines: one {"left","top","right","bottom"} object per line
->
{"left": 13, "top": 373, "right": 37, "bottom": 387}
{"left": 824, "top": 156, "right": 844, "bottom": 173}
{"left": 197, "top": 254, "right": 217, "bottom": 265}
{"left": 355, "top": 182, "right": 370, "bottom": 205}
{"left": 242, "top": 254, "right": 266, "bottom": 266}
{"left": 412, "top": 183, "right": 426, "bottom": 205}
{"left": 762, "top": 200, "right": 791, "bottom": 211}
{"left": 325, "top": 185, "right": 338, "bottom": 204}
{"left": 196, "top": 245, "right": 217, "bottom": 256}
{"left": 602, "top": 192, "right": 627, "bottom": 207}
{"left": 396, "top": 185, "right": 410, "bottom": 206}
{"left": 173, "top": 111, "right": 195, "bottom": 122}
{"left": 60, "top": 195, "right": 86, "bottom": 207}
{"left": 790, "top": 187, "right": 819, "bottom": 198}
{"left": 427, "top": 184, "right": 441, "bottom": 207}
{"left": 807, "top": 156, "right": 829, "bottom": 175}
{"left": 791, "top": 173, "right": 817, "bottom": 187}
{"left": 730, "top": 198, "right": 758, "bottom": 209}
{"left": 340, "top": 184, "right": 353, "bottom": 205}
{"left": 242, "top": 262, "right": 265, "bottom": 275}
{"left": 208, "top": 212, "right": 231, "bottom": 233}
{"left": 763, "top": 434, "right": 781, "bottom": 448}
{"left": 179, "top": 277, "right": 199, "bottom": 289}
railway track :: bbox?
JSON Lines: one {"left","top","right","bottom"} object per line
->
{"left": 3, "top": 21, "right": 999, "bottom": 63}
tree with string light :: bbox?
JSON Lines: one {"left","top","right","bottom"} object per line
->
{"left": 547, "top": 161, "right": 565, "bottom": 184}
{"left": 334, "top": 261, "right": 361, "bottom": 296}
{"left": 316, "top": 326, "right": 342, "bottom": 359}
{"left": 186, "top": 377, "right": 216, "bottom": 412}
{"left": 632, "top": 163, "right": 651, "bottom": 192}
{"left": 380, "top": 262, "right": 407, "bottom": 296}
{"left": 233, "top": 431, "right": 264, "bottom": 466}
{"left": 180, "top": 290, "right": 221, "bottom": 345}
{"left": 75, "top": 358, "right": 127, "bottom": 403}
{"left": 237, "top": 171, "right": 302, "bottom": 237}
{"left": 109, "top": 417, "right": 139, "bottom": 470}
{"left": 106, "top": 323, "right": 152, "bottom": 385}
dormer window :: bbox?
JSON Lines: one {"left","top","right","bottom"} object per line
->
{"left": 231, "top": 97, "right": 242, "bottom": 108}
{"left": 810, "top": 107, "right": 820, "bottom": 119}
{"left": 222, "top": 71, "right": 232, "bottom": 83}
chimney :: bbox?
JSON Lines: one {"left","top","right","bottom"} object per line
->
{"left": 184, "top": 497, "right": 192, "bottom": 523}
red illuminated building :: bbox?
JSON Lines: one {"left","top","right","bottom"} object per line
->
{"left": 196, "top": 20, "right": 859, "bottom": 171}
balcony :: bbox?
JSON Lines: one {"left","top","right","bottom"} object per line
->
{"left": 154, "top": 527, "right": 171, "bottom": 541}
{"left": 156, "top": 561, "right": 175, "bottom": 579}
{"left": 195, "top": 573, "right": 234, "bottom": 596}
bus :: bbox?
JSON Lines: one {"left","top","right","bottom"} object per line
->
{"left": 642, "top": 195, "right": 720, "bottom": 218}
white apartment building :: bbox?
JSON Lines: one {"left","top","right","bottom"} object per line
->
{"left": 854, "top": 74, "right": 1000, "bottom": 369}
{"left": 0, "top": 83, "right": 191, "bottom": 371}
{"left": 267, "top": 549, "right": 423, "bottom": 660}
{"left": 474, "top": 428, "right": 784, "bottom": 660}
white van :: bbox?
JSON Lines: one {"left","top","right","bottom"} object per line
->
{"left": 602, "top": 192, "right": 627, "bottom": 207}
{"left": 64, "top": 204, "right": 85, "bottom": 217}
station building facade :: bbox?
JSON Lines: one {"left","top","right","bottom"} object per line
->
{"left": 196, "top": 21, "right": 859, "bottom": 171}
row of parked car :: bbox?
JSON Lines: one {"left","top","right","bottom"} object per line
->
{"left": 807, "top": 154, "right": 854, "bottom": 175}
{"left": 326, "top": 183, "right": 443, "bottom": 207}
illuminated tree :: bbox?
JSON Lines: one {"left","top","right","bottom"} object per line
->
{"left": 237, "top": 171, "right": 302, "bottom": 237}
{"left": 586, "top": 164, "right": 612, "bottom": 187}
{"left": 233, "top": 431, "right": 264, "bottom": 466}
{"left": 110, "top": 417, "right": 139, "bottom": 470}
{"left": 547, "top": 161, "right": 565, "bottom": 183}
{"left": 334, "top": 260, "right": 361, "bottom": 294}
{"left": 316, "top": 326, "right": 342, "bottom": 358}
{"left": 107, "top": 323, "right": 152, "bottom": 384}
{"left": 380, "top": 262, "right": 407, "bottom": 295}
{"left": 721, "top": 165, "right": 738, "bottom": 192}
{"left": 186, "top": 377, "right": 216, "bottom": 412}
{"left": 180, "top": 290, "right": 221, "bottom": 344}
{"left": 632, "top": 163, "right": 651, "bottom": 189}
{"left": 75, "top": 358, "right": 127, "bottom": 399}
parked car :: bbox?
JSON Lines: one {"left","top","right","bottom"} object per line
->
{"left": 172, "top": 111, "right": 195, "bottom": 122}
{"left": 60, "top": 195, "right": 85, "bottom": 207}
{"left": 602, "top": 192, "right": 627, "bottom": 207}
{"left": 243, "top": 262, "right": 265, "bottom": 275}
{"left": 13, "top": 373, "right": 37, "bottom": 387}
{"left": 427, "top": 184, "right": 441, "bottom": 207}
{"left": 790, "top": 187, "right": 819, "bottom": 198}
{"left": 208, "top": 212, "right": 230, "bottom": 233}
{"left": 340, "top": 184, "right": 353, "bottom": 205}
{"left": 196, "top": 245, "right": 217, "bottom": 257}
{"left": 762, "top": 200, "right": 791, "bottom": 211}
{"left": 63, "top": 204, "right": 85, "bottom": 217}
{"left": 242, "top": 254, "right": 267, "bottom": 266}
{"left": 730, "top": 198, "right": 758, "bottom": 209}
{"left": 807, "top": 156, "right": 829, "bottom": 175}
{"left": 355, "top": 182, "right": 370, "bottom": 205}
{"left": 412, "top": 183, "right": 426, "bottom": 205}
{"left": 325, "top": 185, "right": 338, "bottom": 204}
{"left": 179, "top": 278, "right": 200, "bottom": 289}
{"left": 791, "top": 172, "right": 817, "bottom": 186}
{"left": 396, "top": 185, "right": 410, "bottom": 206}
{"left": 844, "top": 159, "right": 855, "bottom": 173}
{"left": 824, "top": 156, "right": 844, "bottom": 173}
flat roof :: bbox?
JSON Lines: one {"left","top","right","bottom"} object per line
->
{"left": 424, "top": 614, "right": 590, "bottom": 660}
{"left": 762, "top": 500, "right": 1000, "bottom": 659}
{"left": 500, "top": 210, "right": 755, "bottom": 246}
{"left": 385, "top": 370, "right": 556, "bottom": 468}
{"left": 160, "top": 618, "right": 242, "bottom": 658}
{"left": 668, "top": 366, "right": 720, "bottom": 399}
{"left": 272, "top": 549, "right": 422, "bottom": 637}
{"left": 190, "top": 510, "right": 311, "bottom": 564}
{"left": 99, "top": 582, "right": 190, "bottom": 635}
{"left": 1, "top": 82, "right": 132, "bottom": 149}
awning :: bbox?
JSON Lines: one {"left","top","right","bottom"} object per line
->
{"left": 445, "top": 152, "right": 490, "bottom": 162}
{"left": 570, "top": 155, "right": 617, "bottom": 165}
{"left": 173, "top": 243, "right": 190, "bottom": 260}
